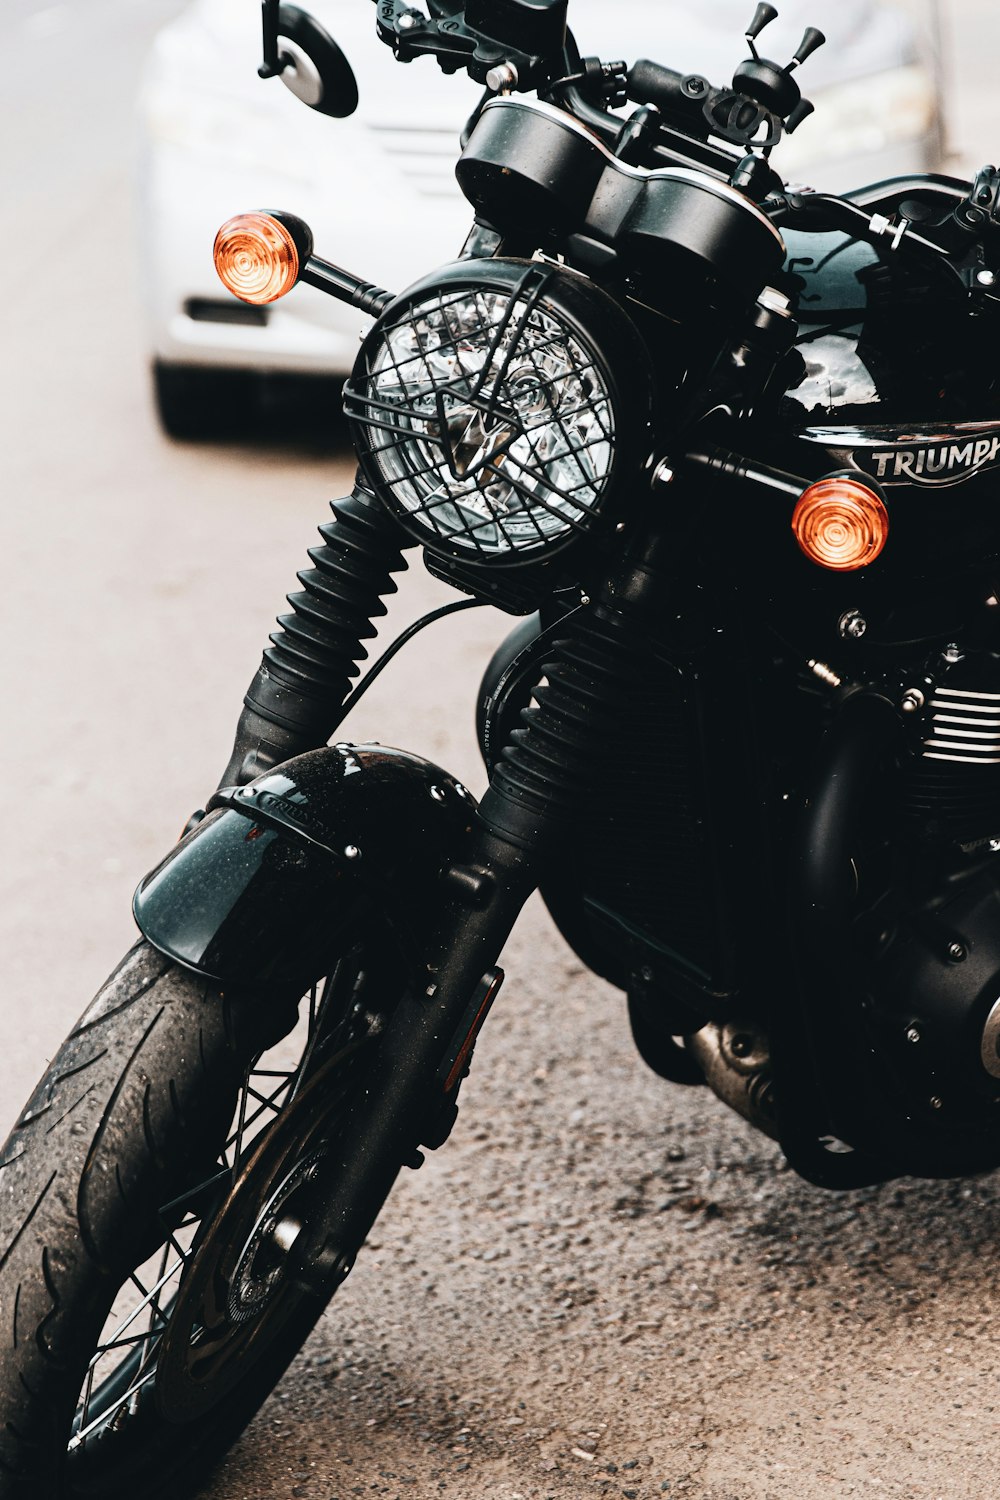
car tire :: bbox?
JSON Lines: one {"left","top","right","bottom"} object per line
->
{"left": 152, "top": 361, "right": 255, "bottom": 440}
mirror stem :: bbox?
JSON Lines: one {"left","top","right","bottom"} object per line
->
{"left": 259, "top": 0, "right": 287, "bottom": 79}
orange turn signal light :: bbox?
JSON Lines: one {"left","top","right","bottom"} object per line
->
{"left": 213, "top": 212, "right": 299, "bottom": 305}
{"left": 791, "top": 476, "right": 889, "bottom": 571}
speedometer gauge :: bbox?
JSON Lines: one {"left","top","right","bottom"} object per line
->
{"left": 345, "top": 260, "right": 652, "bottom": 566}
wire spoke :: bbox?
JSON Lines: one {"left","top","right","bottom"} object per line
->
{"left": 245, "top": 1081, "right": 293, "bottom": 1111}
{"left": 69, "top": 1365, "right": 160, "bottom": 1450}
{"left": 91, "top": 1256, "right": 186, "bottom": 1368}
{"left": 79, "top": 1357, "right": 96, "bottom": 1435}
{"left": 222, "top": 1079, "right": 294, "bottom": 1153}
{"left": 231, "top": 1062, "right": 253, "bottom": 1181}
{"left": 139, "top": 1241, "right": 172, "bottom": 1371}
{"left": 159, "top": 1166, "right": 230, "bottom": 1221}
{"left": 88, "top": 1329, "right": 166, "bottom": 1357}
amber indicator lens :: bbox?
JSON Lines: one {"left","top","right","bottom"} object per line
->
{"left": 791, "top": 477, "right": 889, "bottom": 571}
{"left": 213, "top": 213, "right": 299, "bottom": 304}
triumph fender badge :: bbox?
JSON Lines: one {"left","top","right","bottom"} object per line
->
{"left": 854, "top": 433, "right": 1000, "bottom": 487}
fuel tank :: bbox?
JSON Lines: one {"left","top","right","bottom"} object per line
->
{"left": 774, "top": 226, "right": 1000, "bottom": 582}
{"left": 701, "top": 220, "right": 1000, "bottom": 642}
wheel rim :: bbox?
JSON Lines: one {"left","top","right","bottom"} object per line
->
{"left": 154, "top": 1045, "right": 359, "bottom": 1420}
{"left": 67, "top": 947, "right": 382, "bottom": 1468}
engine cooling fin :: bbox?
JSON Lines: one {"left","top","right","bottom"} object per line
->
{"left": 901, "top": 655, "right": 1000, "bottom": 845}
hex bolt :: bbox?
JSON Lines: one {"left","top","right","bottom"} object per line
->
{"left": 839, "top": 609, "right": 867, "bottom": 640}
{"left": 943, "top": 642, "right": 963, "bottom": 663}
{"left": 948, "top": 941, "right": 967, "bottom": 962}
{"left": 639, "top": 965, "right": 654, "bottom": 983}
{"left": 652, "top": 461, "right": 675, "bottom": 488}
{"left": 906, "top": 1026, "right": 921, "bottom": 1044}
{"left": 343, "top": 844, "right": 362, "bottom": 860}
{"left": 990, "top": 838, "right": 1000, "bottom": 853}
{"left": 900, "top": 688, "right": 925, "bottom": 714}
{"left": 930, "top": 1096, "right": 944, "bottom": 1110}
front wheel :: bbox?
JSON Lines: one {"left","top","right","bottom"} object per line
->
{"left": 0, "top": 936, "right": 403, "bottom": 1498}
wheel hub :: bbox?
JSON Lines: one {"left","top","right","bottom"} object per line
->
{"left": 154, "top": 1049, "right": 358, "bottom": 1423}
{"left": 227, "top": 1149, "right": 323, "bottom": 1323}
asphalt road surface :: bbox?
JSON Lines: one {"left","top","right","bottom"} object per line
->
{"left": 4, "top": 3, "right": 1000, "bottom": 1499}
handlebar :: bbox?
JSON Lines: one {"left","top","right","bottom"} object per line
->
{"left": 368, "top": 0, "right": 1000, "bottom": 293}
{"left": 626, "top": 58, "right": 712, "bottom": 132}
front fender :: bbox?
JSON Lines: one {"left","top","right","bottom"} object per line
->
{"left": 133, "top": 744, "right": 476, "bottom": 990}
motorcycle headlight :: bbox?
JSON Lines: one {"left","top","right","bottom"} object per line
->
{"left": 345, "top": 260, "right": 652, "bottom": 566}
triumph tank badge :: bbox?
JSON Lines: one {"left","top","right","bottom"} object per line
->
{"left": 854, "top": 432, "right": 1000, "bottom": 487}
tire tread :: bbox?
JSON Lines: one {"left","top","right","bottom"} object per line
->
{"left": 0, "top": 942, "right": 247, "bottom": 1496}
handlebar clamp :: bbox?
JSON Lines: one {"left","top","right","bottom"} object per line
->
{"left": 373, "top": 0, "right": 567, "bottom": 88}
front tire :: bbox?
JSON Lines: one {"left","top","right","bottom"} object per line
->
{"left": 0, "top": 938, "right": 390, "bottom": 1497}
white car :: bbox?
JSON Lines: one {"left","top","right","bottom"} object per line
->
{"left": 138, "top": 0, "right": 941, "bottom": 435}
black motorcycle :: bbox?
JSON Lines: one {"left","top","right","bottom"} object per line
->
{"left": 3, "top": 1, "right": 1000, "bottom": 1492}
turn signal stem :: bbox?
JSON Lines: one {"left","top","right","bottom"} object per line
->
{"left": 684, "top": 445, "right": 804, "bottom": 498}
{"left": 299, "top": 257, "right": 395, "bottom": 317}
{"left": 214, "top": 208, "right": 394, "bottom": 315}
{"left": 684, "top": 447, "right": 889, "bottom": 571}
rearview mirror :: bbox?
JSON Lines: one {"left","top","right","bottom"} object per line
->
{"left": 260, "top": 2, "right": 359, "bottom": 119}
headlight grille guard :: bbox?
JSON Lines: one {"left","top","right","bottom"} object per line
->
{"left": 343, "top": 259, "right": 637, "bottom": 568}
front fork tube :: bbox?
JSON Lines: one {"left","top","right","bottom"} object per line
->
{"left": 288, "top": 524, "right": 671, "bottom": 1289}
{"left": 291, "top": 822, "right": 534, "bottom": 1290}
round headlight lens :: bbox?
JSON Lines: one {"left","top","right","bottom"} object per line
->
{"left": 347, "top": 264, "right": 634, "bottom": 564}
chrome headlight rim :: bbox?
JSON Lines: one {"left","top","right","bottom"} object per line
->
{"left": 345, "top": 258, "right": 652, "bottom": 570}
